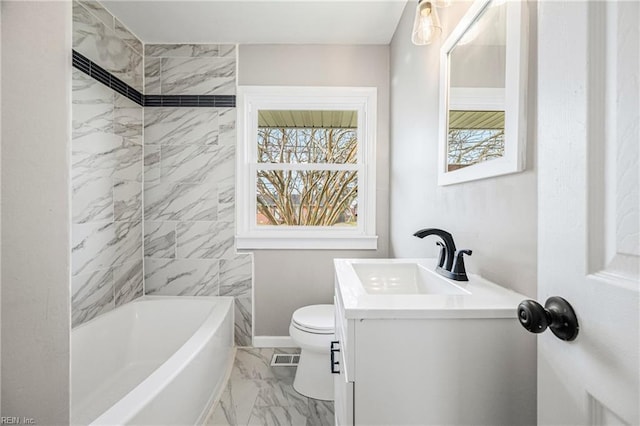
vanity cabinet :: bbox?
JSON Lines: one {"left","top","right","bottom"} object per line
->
{"left": 333, "top": 268, "right": 535, "bottom": 426}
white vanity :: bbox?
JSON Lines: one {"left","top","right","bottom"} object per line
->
{"left": 332, "top": 258, "right": 536, "bottom": 426}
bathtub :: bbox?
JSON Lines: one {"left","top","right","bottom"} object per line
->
{"left": 71, "top": 296, "right": 235, "bottom": 425}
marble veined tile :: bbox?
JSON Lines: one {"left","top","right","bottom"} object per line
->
{"left": 144, "top": 58, "right": 161, "bottom": 95}
{"left": 116, "top": 53, "right": 143, "bottom": 94}
{"left": 207, "top": 144, "right": 235, "bottom": 186}
{"left": 115, "top": 18, "right": 142, "bottom": 54}
{"left": 144, "top": 258, "right": 219, "bottom": 296}
{"left": 72, "top": 68, "right": 112, "bottom": 102}
{"left": 232, "top": 349, "right": 297, "bottom": 383}
{"left": 114, "top": 94, "right": 142, "bottom": 145}
{"left": 114, "top": 180, "right": 142, "bottom": 222}
{"left": 247, "top": 405, "right": 308, "bottom": 426}
{"left": 207, "top": 348, "right": 336, "bottom": 426}
{"left": 114, "top": 259, "right": 143, "bottom": 306}
{"left": 73, "top": 1, "right": 143, "bottom": 92}
{"left": 160, "top": 144, "right": 219, "bottom": 183}
{"left": 307, "top": 399, "right": 335, "bottom": 426}
{"left": 114, "top": 92, "right": 139, "bottom": 108}
{"left": 218, "top": 107, "right": 237, "bottom": 146}
{"left": 144, "top": 221, "right": 176, "bottom": 258}
{"left": 73, "top": 1, "right": 104, "bottom": 60}
{"left": 253, "top": 380, "right": 309, "bottom": 415}
{"left": 112, "top": 220, "right": 142, "bottom": 268}
{"left": 220, "top": 254, "right": 252, "bottom": 298}
{"left": 72, "top": 267, "right": 114, "bottom": 327}
{"left": 72, "top": 222, "right": 115, "bottom": 276}
{"left": 144, "top": 144, "right": 161, "bottom": 182}
{"left": 72, "top": 132, "right": 122, "bottom": 201}
{"left": 144, "top": 181, "right": 218, "bottom": 221}
{"left": 144, "top": 107, "right": 218, "bottom": 146}
{"left": 145, "top": 44, "right": 220, "bottom": 57}
{"left": 207, "top": 379, "right": 259, "bottom": 426}
{"left": 176, "top": 221, "right": 235, "bottom": 260}
{"left": 114, "top": 142, "right": 143, "bottom": 182}
{"left": 235, "top": 297, "right": 252, "bottom": 347}
{"left": 218, "top": 184, "right": 235, "bottom": 223}
{"left": 219, "top": 44, "right": 236, "bottom": 58}
{"left": 160, "top": 57, "right": 236, "bottom": 95}
{"left": 231, "top": 348, "right": 275, "bottom": 381}
{"left": 207, "top": 383, "right": 238, "bottom": 426}
{"left": 72, "top": 70, "right": 114, "bottom": 139}
{"left": 76, "top": 0, "right": 113, "bottom": 30}
{"left": 72, "top": 176, "right": 113, "bottom": 224}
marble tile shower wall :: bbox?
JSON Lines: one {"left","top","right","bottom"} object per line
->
{"left": 143, "top": 44, "right": 253, "bottom": 346}
{"left": 71, "top": 1, "right": 144, "bottom": 327}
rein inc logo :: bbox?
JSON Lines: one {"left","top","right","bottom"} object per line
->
{"left": 1, "top": 418, "right": 35, "bottom": 425}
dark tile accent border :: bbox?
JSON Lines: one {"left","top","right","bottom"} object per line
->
{"left": 143, "top": 95, "right": 236, "bottom": 107}
{"left": 73, "top": 50, "right": 143, "bottom": 106}
{"left": 72, "top": 50, "right": 236, "bottom": 108}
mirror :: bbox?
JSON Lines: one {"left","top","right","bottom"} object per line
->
{"left": 438, "top": 0, "right": 529, "bottom": 185}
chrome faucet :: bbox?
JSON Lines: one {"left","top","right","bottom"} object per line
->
{"left": 413, "top": 228, "right": 472, "bottom": 281}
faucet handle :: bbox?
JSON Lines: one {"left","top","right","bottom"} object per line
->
{"left": 452, "top": 249, "right": 472, "bottom": 281}
{"left": 435, "top": 242, "right": 446, "bottom": 268}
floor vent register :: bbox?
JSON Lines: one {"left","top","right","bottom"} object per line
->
{"left": 270, "top": 353, "right": 300, "bottom": 367}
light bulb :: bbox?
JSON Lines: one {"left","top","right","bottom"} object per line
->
{"left": 411, "top": 1, "right": 442, "bottom": 46}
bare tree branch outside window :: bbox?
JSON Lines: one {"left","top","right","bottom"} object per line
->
{"left": 256, "top": 123, "right": 358, "bottom": 227}
{"left": 447, "top": 110, "right": 505, "bottom": 171}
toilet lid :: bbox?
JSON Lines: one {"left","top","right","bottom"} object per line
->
{"left": 292, "top": 304, "right": 335, "bottom": 333}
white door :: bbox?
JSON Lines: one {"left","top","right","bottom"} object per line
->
{"left": 537, "top": 1, "right": 639, "bottom": 425}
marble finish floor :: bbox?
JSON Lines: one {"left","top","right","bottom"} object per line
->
{"left": 206, "top": 348, "right": 335, "bottom": 426}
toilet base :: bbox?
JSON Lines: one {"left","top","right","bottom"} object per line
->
{"left": 293, "top": 347, "right": 334, "bottom": 401}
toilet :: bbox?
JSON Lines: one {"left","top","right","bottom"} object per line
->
{"left": 289, "top": 304, "right": 335, "bottom": 401}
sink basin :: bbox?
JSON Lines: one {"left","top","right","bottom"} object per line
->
{"left": 352, "top": 262, "right": 469, "bottom": 295}
{"left": 334, "top": 258, "right": 527, "bottom": 319}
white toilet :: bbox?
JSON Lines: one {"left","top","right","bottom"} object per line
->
{"left": 289, "top": 304, "right": 335, "bottom": 401}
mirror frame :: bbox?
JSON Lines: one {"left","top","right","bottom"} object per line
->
{"left": 438, "top": 0, "right": 529, "bottom": 186}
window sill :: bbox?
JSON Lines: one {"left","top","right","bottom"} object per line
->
{"left": 236, "top": 235, "right": 378, "bottom": 250}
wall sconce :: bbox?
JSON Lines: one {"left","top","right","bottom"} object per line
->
{"left": 411, "top": 0, "right": 445, "bottom": 45}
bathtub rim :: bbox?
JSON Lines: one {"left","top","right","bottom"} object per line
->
{"left": 73, "top": 295, "right": 235, "bottom": 426}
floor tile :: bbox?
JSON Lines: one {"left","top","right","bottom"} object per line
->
{"left": 247, "top": 406, "right": 309, "bottom": 426}
{"left": 206, "top": 347, "right": 334, "bottom": 426}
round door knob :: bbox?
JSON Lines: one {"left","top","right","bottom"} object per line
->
{"left": 517, "top": 296, "right": 579, "bottom": 341}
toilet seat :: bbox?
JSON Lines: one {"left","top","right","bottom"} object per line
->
{"left": 291, "top": 304, "right": 334, "bottom": 335}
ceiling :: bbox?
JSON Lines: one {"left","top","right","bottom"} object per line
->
{"left": 258, "top": 110, "right": 358, "bottom": 128}
{"left": 449, "top": 110, "right": 504, "bottom": 130}
{"left": 101, "top": 1, "right": 409, "bottom": 45}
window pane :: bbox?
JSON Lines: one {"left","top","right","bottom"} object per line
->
{"left": 256, "top": 170, "right": 358, "bottom": 227}
{"left": 257, "top": 110, "right": 357, "bottom": 164}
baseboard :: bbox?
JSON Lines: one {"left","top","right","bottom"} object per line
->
{"left": 252, "top": 336, "right": 298, "bottom": 348}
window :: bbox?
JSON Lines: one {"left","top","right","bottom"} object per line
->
{"left": 447, "top": 110, "right": 505, "bottom": 171}
{"left": 236, "top": 86, "right": 377, "bottom": 249}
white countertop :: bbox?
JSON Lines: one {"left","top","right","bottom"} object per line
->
{"left": 334, "top": 258, "right": 529, "bottom": 320}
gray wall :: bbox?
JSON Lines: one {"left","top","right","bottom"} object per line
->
{"left": 142, "top": 44, "right": 253, "bottom": 347}
{"left": 71, "top": 0, "right": 144, "bottom": 327}
{"left": 238, "top": 44, "right": 390, "bottom": 337}
{"left": 389, "top": 1, "right": 538, "bottom": 298}
{"left": 1, "top": 1, "right": 71, "bottom": 422}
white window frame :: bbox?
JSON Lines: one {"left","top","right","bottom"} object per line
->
{"left": 236, "top": 86, "right": 377, "bottom": 250}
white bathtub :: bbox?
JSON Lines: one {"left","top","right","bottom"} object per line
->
{"left": 71, "top": 296, "right": 235, "bottom": 425}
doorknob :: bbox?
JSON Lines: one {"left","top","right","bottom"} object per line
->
{"left": 517, "top": 296, "right": 579, "bottom": 341}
